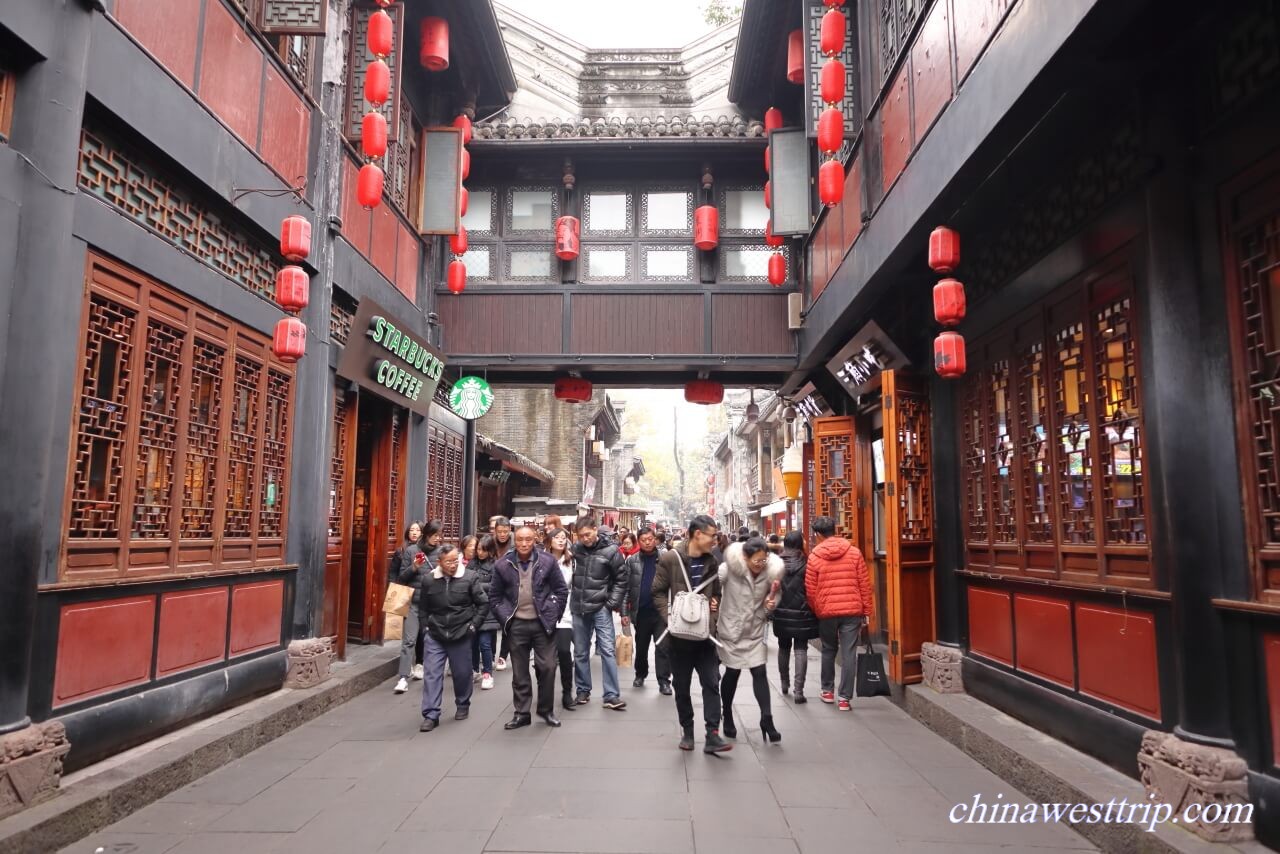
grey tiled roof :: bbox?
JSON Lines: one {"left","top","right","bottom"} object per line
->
{"left": 474, "top": 115, "right": 766, "bottom": 140}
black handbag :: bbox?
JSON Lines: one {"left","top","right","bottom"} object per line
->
{"left": 855, "top": 625, "right": 891, "bottom": 697}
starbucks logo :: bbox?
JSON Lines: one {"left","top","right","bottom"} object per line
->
{"left": 448, "top": 376, "right": 494, "bottom": 420}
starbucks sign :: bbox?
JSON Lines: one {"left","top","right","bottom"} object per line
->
{"left": 449, "top": 376, "right": 494, "bottom": 420}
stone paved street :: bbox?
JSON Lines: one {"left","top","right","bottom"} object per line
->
{"left": 64, "top": 643, "right": 1095, "bottom": 854}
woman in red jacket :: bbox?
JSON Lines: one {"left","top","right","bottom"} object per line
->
{"left": 804, "top": 515, "right": 873, "bottom": 710}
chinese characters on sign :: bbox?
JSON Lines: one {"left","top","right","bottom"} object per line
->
{"left": 824, "top": 320, "right": 910, "bottom": 398}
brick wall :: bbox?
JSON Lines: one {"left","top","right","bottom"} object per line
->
{"left": 479, "top": 388, "right": 607, "bottom": 503}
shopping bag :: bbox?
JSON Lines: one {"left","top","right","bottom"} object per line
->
{"left": 616, "top": 624, "right": 635, "bottom": 669}
{"left": 855, "top": 629, "right": 891, "bottom": 697}
{"left": 382, "top": 582, "right": 414, "bottom": 617}
{"left": 384, "top": 613, "right": 404, "bottom": 641}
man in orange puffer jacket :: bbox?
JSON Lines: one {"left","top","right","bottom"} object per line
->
{"left": 805, "top": 515, "right": 873, "bottom": 709}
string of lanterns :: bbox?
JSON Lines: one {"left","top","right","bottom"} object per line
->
{"left": 448, "top": 110, "right": 470, "bottom": 294}
{"left": 356, "top": 0, "right": 397, "bottom": 209}
{"left": 271, "top": 215, "right": 312, "bottom": 363}
{"left": 929, "top": 226, "right": 967, "bottom": 378}
{"left": 816, "top": 0, "right": 846, "bottom": 208}
{"left": 762, "top": 107, "right": 785, "bottom": 286}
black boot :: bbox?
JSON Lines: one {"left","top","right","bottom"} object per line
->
{"left": 678, "top": 726, "right": 695, "bottom": 751}
{"left": 722, "top": 705, "right": 737, "bottom": 739}
{"left": 779, "top": 664, "right": 790, "bottom": 694}
{"left": 562, "top": 691, "right": 577, "bottom": 711}
{"left": 761, "top": 715, "right": 782, "bottom": 744}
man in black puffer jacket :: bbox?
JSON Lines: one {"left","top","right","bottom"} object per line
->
{"left": 416, "top": 545, "right": 488, "bottom": 732}
{"left": 570, "top": 515, "right": 628, "bottom": 710}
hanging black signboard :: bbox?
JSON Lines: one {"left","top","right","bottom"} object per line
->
{"left": 336, "top": 298, "right": 446, "bottom": 417}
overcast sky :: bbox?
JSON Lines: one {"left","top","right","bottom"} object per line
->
{"left": 499, "top": 0, "right": 720, "bottom": 48}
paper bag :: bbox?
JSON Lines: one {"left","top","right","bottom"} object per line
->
{"left": 382, "top": 582, "right": 414, "bottom": 617}
{"left": 616, "top": 631, "right": 635, "bottom": 669}
{"left": 384, "top": 614, "right": 404, "bottom": 641}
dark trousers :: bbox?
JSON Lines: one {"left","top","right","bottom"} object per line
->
{"left": 508, "top": 618, "right": 557, "bottom": 716}
{"left": 421, "top": 632, "right": 474, "bottom": 721}
{"left": 820, "top": 615, "right": 865, "bottom": 700}
{"left": 555, "top": 627, "right": 574, "bottom": 695}
{"left": 666, "top": 636, "right": 721, "bottom": 731}
{"left": 633, "top": 606, "right": 671, "bottom": 684}
{"left": 721, "top": 664, "right": 771, "bottom": 718}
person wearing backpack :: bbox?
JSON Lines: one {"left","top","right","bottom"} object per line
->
{"left": 773, "top": 530, "right": 820, "bottom": 703}
{"left": 651, "top": 514, "right": 731, "bottom": 754}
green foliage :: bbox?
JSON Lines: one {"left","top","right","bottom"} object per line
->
{"left": 701, "top": 0, "right": 742, "bottom": 27}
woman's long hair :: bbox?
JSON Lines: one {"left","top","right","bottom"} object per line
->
{"left": 782, "top": 530, "right": 806, "bottom": 557}
{"left": 418, "top": 519, "right": 444, "bottom": 551}
{"left": 403, "top": 520, "right": 423, "bottom": 545}
{"left": 476, "top": 534, "right": 497, "bottom": 562}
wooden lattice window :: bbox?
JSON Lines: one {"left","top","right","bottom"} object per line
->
{"left": 892, "top": 389, "right": 933, "bottom": 543}
{"left": 813, "top": 417, "right": 856, "bottom": 539}
{"left": 328, "top": 389, "right": 350, "bottom": 539}
{"left": 426, "top": 424, "right": 463, "bottom": 541}
{"left": 62, "top": 255, "right": 295, "bottom": 582}
{"left": 0, "top": 68, "right": 14, "bottom": 143}
{"left": 387, "top": 407, "right": 404, "bottom": 548}
{"left": 960, "top": 362, "right": 987, "bottom": 543}
{"left": 345, "top": 3, "right": 403, "bottom": 145}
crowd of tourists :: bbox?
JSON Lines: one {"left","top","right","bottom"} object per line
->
{"left": 389, "top": 511, "right": 874, "bottom": 752}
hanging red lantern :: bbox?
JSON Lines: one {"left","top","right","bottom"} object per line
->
{"left": 787, "top": 30, "right": 805, "bottom": 84}
{"left": 823, "top": 0, "right": 846, "bottom": 5}
{"left": 820, "top": 60, "right": 845, "bottom": 105}
{"left": 368, "top": 9, "right": 393, "bottom": 59}
{"left": 554, "top": 376, "right": 593, "bottom": 403}
{"left": 818, "top": 107, "right": 844, "bottom": 154}
{"left": 366, "top": 60, "right": 390, "bottom": 105}
{"left": 459, "top": 186, "right": 469, "bottom": 216}
{"left": 453, "top": 114, "right": 472, "bottom": 144}
{"left": 420, "top": 17, "right": 449, "bottom": 71}
{"left": 373, "top": 0, "right": 392, "bottom": 6}
{"left": 933, "top": 279, "right": 967, "bottom": 327}
{"left": 555, "top": 215, "right": 581, "bottom": 261}
{"left": 279, "top": 215, "right": 311, "bottom": 262}
{"left": 928, "top": 226, "right": 961, "bottom": 273}
{"left": 461, "top": 147, "right": 471, "bottom": 180}
{"left": 447, "top": 260, "right": 466, "bottom": 294}
{"left": 357, "top": 163, "right": 384, "bottom": 209}
{"left": 767, "top": 252, "right": 786, "bottom": 286}
{"left": 361, "top": 111, "right": 388, "bottom": 159}
{"left": 764, "top": 107, "right": 783, "bottom": 132}
{"left": 934, "top": 330, "right": 967, "bottom": 379}
{"left": 820, "top": 8, "right": 846, "bottom": 57}
{"left": 274, "top": 265, "right": 309, "bottom": 313}
{"left": 819, "top": 158, "right": 844, "bottom": 206}
{"left": 765, "top": 220, "right": 784, "bottom": 248}
{"left": 684, "top": 380, "right": 724, "bottom": 405}
{"left": 764, "top": 180, "right": 772, "bottom": 210}
{"left": 272, "top": 316, "right": 307, "bottom": 363}
{"left": 450, "top": 225, "right": 469, "bottom": 256}
{"left": 694, "top": 205, "right": 719, "bottom": 251}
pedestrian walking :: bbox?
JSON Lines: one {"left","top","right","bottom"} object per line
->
{"left": 489, "top": 525, "right": 568, "bottom": 729}
{"left": 416, "top": 545, "right": 488, "bottom": 732}
{"left": 570, "top": 515, "right": 628, "bottom": 710}
{"left": 460, "top": 534, "right": 478, "bottom": 568}
{"left": 806, "top": 515, "right": 874, "bottom": 710}
{"left": 546, "top": 527, "right": 578, "bottom": 711}
{"left": 392, "top": 522, "right": 426, "bottom": 694}
{"left": 490, "top": 516, "right": 515, "bottom": 670}
{"left": 412, "top": 520, "right": 446, "bottom": 677}
{"left": 652, "top": 514, "right": 731, "bottom": 753}
{"left": 470, "top": 535, "right": 501, "bottom": 691}
{"left": 772, "top": 531, "right": 820, "bottom": 703}
{"left": 716, "top": 538, "right": 784, "bottom": 743}
{"left": 619, "top": 532, "right": 639, "bottom": 559}
{"left": 623, "top": 527, "right": 671, "bottom": 694}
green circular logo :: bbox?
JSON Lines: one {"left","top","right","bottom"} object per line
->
{"left": 449, "top": 376, "right": 494, "bottom": 419}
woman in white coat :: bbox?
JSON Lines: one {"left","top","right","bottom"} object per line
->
{"left": 716, "top": 537, "right": 784, "bottom": 742}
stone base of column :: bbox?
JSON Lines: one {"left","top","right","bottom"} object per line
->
{"left": 285, "top": 637, "right": 336, "bottom": 689}
{"left": 0, "top": 722, "right": 71, "bottom": 821}
{"left": 920, "top": 642, "right": 964, "bottom": 694}
{"left": 1138, "top": 730, "right": 1254, "bottom": 843}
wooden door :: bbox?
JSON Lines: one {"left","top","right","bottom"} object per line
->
{"left": 812, "top": 416, "right": 859, "bottom": 542}
{"left": 326, "top": 387, "right": 357, "bottom": 658}
{"left": 348, "top": 397, "right": 393, "bottom": 645}
{"left": 882, "top": 370, "right": 936, "bottom": 684}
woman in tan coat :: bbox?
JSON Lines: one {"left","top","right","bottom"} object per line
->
{"left": 716, "top": 538, "right": 784, "bottom": 742}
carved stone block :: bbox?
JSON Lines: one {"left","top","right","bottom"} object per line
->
{"left": 1137, "top": 730, "right": 1254, "bottom": 843}
{"left": 285, "top": 636, "right": 336, "bottom": 689}
{"left": 0, "top": 722, "right": 71, "bottom": 821}
{"left": 920, "top": 642, "right": 964, "bottom": 694}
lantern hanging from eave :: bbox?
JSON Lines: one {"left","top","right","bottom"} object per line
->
{"left": 819, "top": 158, "right": 844, "bottom": 206}
{"left": 366, "top": 60, "right": 390, "bottom": 105}
{"left": 928, "top": 225, "right": 961, "bottom": 273}
{"left": 820, "top": 8, "right": 846, "bottom": 57}
{"left": 459, "top": 186, "right": 469, "bottom": 217}
{"left": 817, "top": 107, "right": 844, "bottom": 154}
{"left": 823, "top": 0, "right": 846, "bottom": 6}
{"left": 373, "top": 0, "right": 392, "bottom": 7}
{"left": 461, "top": 147, "right": 471, "bottom": 180}
{"left": 764, "top": 180, "right": 772, "bottom": 210}
{"left": 357, "top": 163, "right": 384, "bottom": 209}
{"left": 786, "top": 30, "right": 805, "bottom": 84}
{"left": 555, "top": 215, "right": 581, "bottom": 261}
{"left": 368, "top": 9, "right": 393, "bottom": 59}
{"left": 765, "top": 221, "right": 784, "bottom": 248}
{"left": 449, "top": 224, "right": 469, "bottom": 256}
{"left": 420, "top": 17, "right": 449, "bottom": 71}
{"left": 764, "top": 107, "right": 783, "bottom": 132}
{"left": 272, "top": 316, "right": 306, "bottom": 363}
{"left": 684, "top": 379, "right": 724, "bottom": 405}
{"left": 767, "top": 252, "right": 786, "bottom": 286}
{"left": 820, "top": 60, "right": 845, "bottom": 105}
{"left": 279, "top": 215, "right": 311, "bottom": 262}
{"left": 934, "top": 330, "right": 967, "bottom": 379}
{"left": 454, "top": 114, "right": 473, "bottom": 144}
{"left": 447, "top": 260, "right": 466, "bottom": 294}
{"left": 694, "top": 204, "right": 719, "bottom": 251}
{"left": 933, "top": 278, "right": 966, "bottom": 327}
{"left": 554, "top": 376, "right": 593, "bottom": 403}
{"left": 274, "top": 265, "right": 309, "bottom": 313}
{"left": 361, "top": 111, "right": 388, "bottom": 159}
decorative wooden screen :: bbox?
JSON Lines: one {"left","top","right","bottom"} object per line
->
{"left": 812, "top": 416, "right": 857, "bottom": 539}
{"left": 426, "top": 424, "right": 464, "bottom": 540}
{"left": 324, "top": 388, "right": 355, "bottom": 642}
{"left": 63, "top": 255, "right": 295, "bottom": 582}
{"left": 346, "top": 3, "right": 403, "bottom": 143}
{"left": 387, "top": 407, "right": 405, "bottom": 548}
{"left": 386, "top": 95, "right": 417, "bottom": 215}
{"left": 877, "top": 0, "right": 924, "bottom": 84}
{"left": 804, "top": 0, "right": 860, "bottom": 150}
{"left": 260, "top": 0, "right": 327, "bottom": 35}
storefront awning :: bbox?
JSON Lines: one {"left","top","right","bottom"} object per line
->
{"left": 477, "top": 435, "right": 555, "bottom": 484}
{"left": 760, "top": 499, "right": 789, "bottom": 517}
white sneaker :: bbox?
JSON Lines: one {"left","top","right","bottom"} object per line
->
{"left": 394, "top": 677, "right": 408, "bottom": 694}
{"left": 495, "top": 657, "right": 508, "bottom": 671}
{"left": 411, "top": 664, "right": 424, "bottom": 681}
{"left": 481, "top": 673, "right": 494, "bottom": 690}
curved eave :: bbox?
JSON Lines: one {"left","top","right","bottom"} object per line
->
{"left": 727, "top": 0, "right": 802, "bottom": 115}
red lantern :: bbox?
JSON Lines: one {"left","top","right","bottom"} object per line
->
{"left": 368, "top": 9, "right": 393, "bottom": 59}
{"left": 819, "top": 158, "right": 844, "bottom": 206}
{"left": 366, "top": 60, "right": 390, "bottom": 105}
{"left": 928, "top": 226, "right": 961, "bottom": 273}
{"left": 768, "top": 252, "right": 786, "bottom": 286}
{"left": 357, "top": 163, "right": 383, "bottom": 209}
{"left": 459, "top": 186, "right": 469, "bottom": 217}
{"left": 765, "top": 221, "right": 784, "bottom": 248}
{"left": 823, "top": 0, "right": 846, "bottom": 5}
{"left": 764, "top": 107, "right": 783, "bottom": 132}
{"left": 461, "top": 147, "right": 471, "bottom": 180}
{"left": 450, "top": 225, "right": 469, "bottom": 256}
{"left": 764, "top": 181, "right": 771, "bottom": 210}
{"left": 684, "top": 380, "right": 724, "bottom": 405}
{"left": 554, "top": 376, "right": 593, "bottom": 403}
{"left": 555, "top": 215, "right": 581, "bottom": 261}
{"left": 934, "top": 331, "right": 967, "bottom": 379}
{"left": 274, "top": 265, "right": 309, "bottom": 313}
{"left": 454, "top": 114, "right": 473, "bottom": 144}
{"left": 694, "top": 205, "right": 719, "bottom": 251}
{"left": 279, "top": 215, "right": 311, "bottom": 262}
{"left": 933, "top": 278, "right": 966, "bottom": 327}
{"left": 272, "top": 316, "right": 306, "bottom": 364}
{"left": 420, "top": 17, "right": 449, "bottom": 71}
{"left": 447, "top": 260, "right": 466, "bottom": 294}
{"left": 820, "top": 8, "right": 846, "bottom": 57}
{"left": 820, "top": 60, "right": 845, "bottom": 105}
{"left": 818, "top": 107, "right": 844, "bottom": 154}
{"left": 373, "top": 0, "right": 392, "bottom": 6}
{"left": 787, "top": 30, "right": 804, "bottom": 84}
{"left": 361, "top": 110, "right": 388, "bottom": 159}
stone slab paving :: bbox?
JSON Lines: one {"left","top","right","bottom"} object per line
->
{"left": 64, "top": 641, "right": 1096, "bottom": 854}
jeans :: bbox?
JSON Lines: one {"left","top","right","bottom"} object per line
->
{"left": 633, "top": 605, "right": 671, "bottom": 684}
{"left": 398, "top": 609, "right": 421, "bottom": 679}
{"left": 555, "top": 627, "right": 574, "bottom": 696}
{"left": 777, "top": 635, "right": 810, "bottom": 696}
{"left": 667, "top": 636, "right": 721, "bottom": 731}
{"left": 820, "top": 615, "right": 865, "bottom": 700}
{"left": 573, "top": 608, "right": 620, "bottom": 701}
{"left": 508, "top": 618, "right": 557, "bottom": 716}
{"left": 472, "top": 629, "right": 496, "bottom": 674}
{"left": 421, "top": 632, "right": 474, "bottom": 721}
